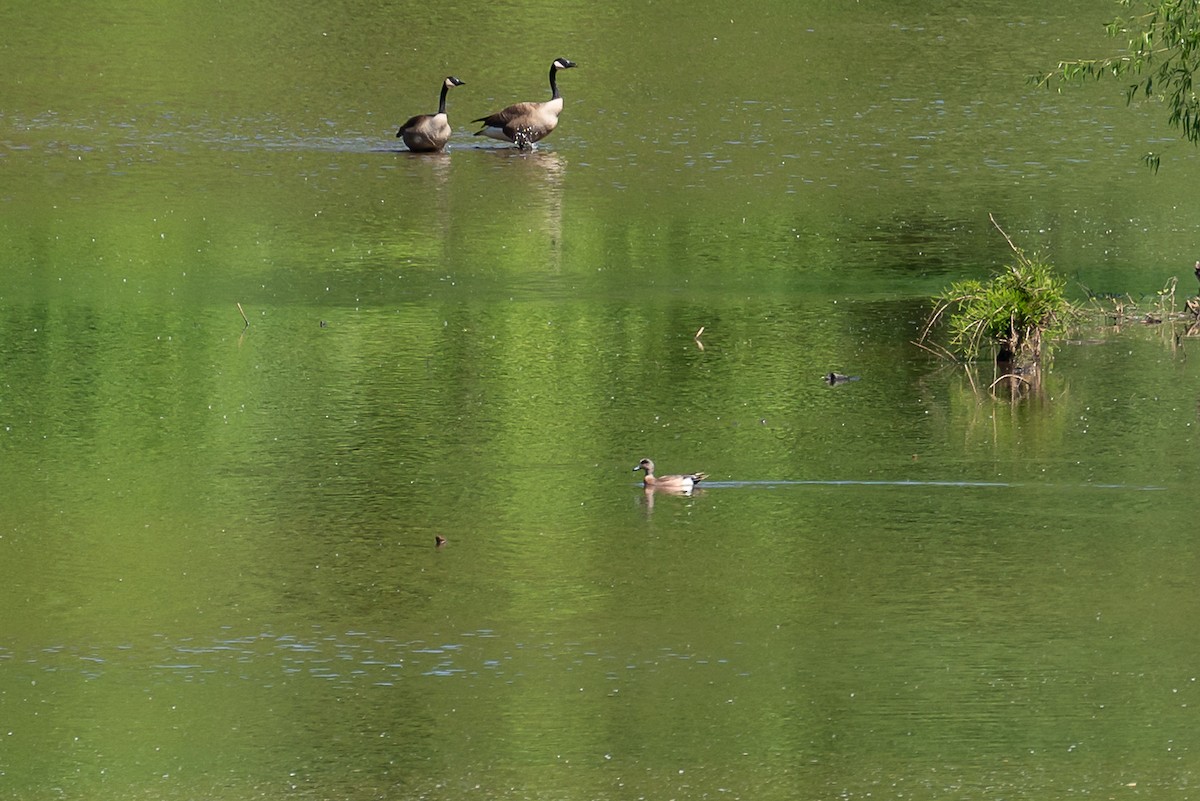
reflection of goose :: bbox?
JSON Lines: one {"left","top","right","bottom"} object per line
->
{"left": 483, "top": 147, "right": 565, "bottom": 177}
{"left": 473, "top": 58, "right": 577, "bottom": 149}
{"left": 633, "top": 458, "right": 708, "bottom": 492}
{"left": 397, "top": 76, "right": 465, "bottom": 152}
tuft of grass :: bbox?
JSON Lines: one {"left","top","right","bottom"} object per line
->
{"left": 919, "top": 216, "right": 1082, "bottom": 364}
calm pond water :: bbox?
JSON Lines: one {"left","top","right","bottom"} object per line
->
{"left": 4, "top": 1, "right": 1200, "bottom": 799}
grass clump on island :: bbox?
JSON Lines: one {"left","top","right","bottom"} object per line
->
{"left": 918, "top": 215, "right": 1082, "bottom": 368}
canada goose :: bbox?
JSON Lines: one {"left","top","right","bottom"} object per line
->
{"left": 633, "top": 458, "right": 708, "bottom": 493}
{"left": 397, "top": 76, "right": 465, "bottom": 153}
{"left": 473, "top": 58, "right": 577, "bottom": 148}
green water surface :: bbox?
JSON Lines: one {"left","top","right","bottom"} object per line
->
{"left": 3, "top": 1, "right": 1200, "bottom": 799}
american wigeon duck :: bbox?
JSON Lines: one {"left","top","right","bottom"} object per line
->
{"left": 633, "top": 458, "right": 708, "bottom": 492}
{"left": 473, "top": 58, "right": 577, "bottom": 148}
{"left": 397, "top": 76, "right": 466, "bottom": 153}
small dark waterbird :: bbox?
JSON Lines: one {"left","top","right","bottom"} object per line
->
{"left": 633, "top": 458, "right": 708, "bottom": 493}
{"left": 473, "top": 58, "right": 577, "bottom": 148}
{"left": 397, "top": 76, "right": 466, "bottom": 153}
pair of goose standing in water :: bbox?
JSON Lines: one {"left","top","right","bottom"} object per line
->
{"left": 396, "top": 57, "right": 577, "bottom": 152}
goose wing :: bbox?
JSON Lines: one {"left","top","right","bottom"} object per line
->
{"left": 473, "top": 101, "right": 542, "bottom": 129}
{"left": 397, "top": 113, "right": 431, "bottom": 136}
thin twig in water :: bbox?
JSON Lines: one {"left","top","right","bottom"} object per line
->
{"left": 988, "top": 373, "right": 1031, "bottom": 391}
{"left": 911, "top": 337, "right": 958, "bottom": 361}
{"left": 237, "top": 302, "right": 249, "bottom": 328}
{"left": 989, "top": 213, "right": 1023, "bottom": 260}
{"left": 962, "top": 364, "right": 979, "bottom": 394}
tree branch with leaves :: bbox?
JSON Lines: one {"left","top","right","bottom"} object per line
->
{"left": 1031, "top": 0, "right": 1200, "bottom": 171}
